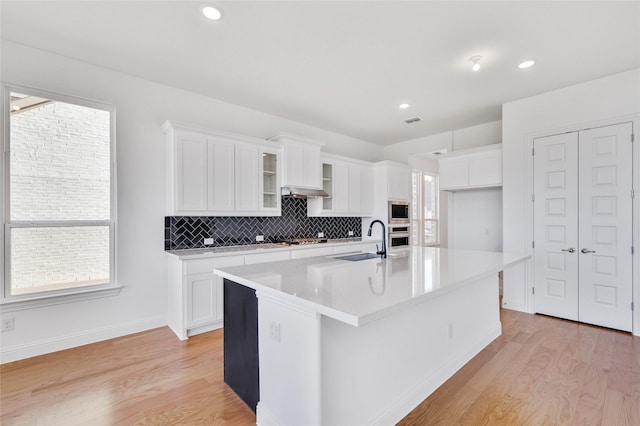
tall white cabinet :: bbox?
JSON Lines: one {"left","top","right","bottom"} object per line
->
{"left": 163, "top": 121, "right": 281, "bottom": 216}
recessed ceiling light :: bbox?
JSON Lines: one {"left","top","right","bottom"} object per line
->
{"left": 469, "top": 55, "right": 482, "bottom": 72}
{"left": 202, "top": 6, "right": 222, "bottom": 20}
{"left": 518, "top": 60, "right": 535, "bottom": 69}
{"left": 399, "top": 103, "right": 410, "bottom": 109}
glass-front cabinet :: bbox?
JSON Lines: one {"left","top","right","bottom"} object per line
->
{"left": 322, "top": 163, "right": 333, "bottom": 211}
{"left": 261, "top": 149, "right": 280, "bottom": 211}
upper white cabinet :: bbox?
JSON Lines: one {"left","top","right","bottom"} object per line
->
{"left": 308, "top": 153, "right": 373, "bottom": 217}
{"left": 373, "top": 161, "right": 411, "bottom": 202}
{"left": 439, "top": 144, "right": 502, "bottom": 191}
{"left": 163, "top": 121, "right": 281, "bottom": 216}
{"left": 268, "top": 133, "right": 324, "bottom": 189}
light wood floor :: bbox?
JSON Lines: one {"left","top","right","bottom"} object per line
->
{"left": 1, "top": 308, "right": 639, "bottom": 425}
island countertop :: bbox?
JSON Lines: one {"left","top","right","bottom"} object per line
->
{"left": 214, "top": 247, "right": 529, "bottom": 327}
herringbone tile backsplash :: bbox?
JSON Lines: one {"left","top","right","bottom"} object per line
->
{"left": 165, "top": 197, "right": 362, "bottom": 250}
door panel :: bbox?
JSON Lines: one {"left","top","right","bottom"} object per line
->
{"left": 577, "top": 122, "right": 633, "bottom": 331}
{"left": 533, "top": 132, "right": 579, "bottom": 320}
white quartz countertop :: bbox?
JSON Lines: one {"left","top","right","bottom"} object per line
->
{"left": 215, "top": 247, "right": 529, "bottom": 327}
{"left": 166, "top": 238, "right": 376, "bottom": 260}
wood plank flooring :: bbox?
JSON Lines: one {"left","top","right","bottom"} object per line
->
{"left": 2, "top": 308, "right": 639, "bottom": 425}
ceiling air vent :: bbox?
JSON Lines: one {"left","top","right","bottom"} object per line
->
{"left": 404, "top": 117, "right": 422, "bottom": 124}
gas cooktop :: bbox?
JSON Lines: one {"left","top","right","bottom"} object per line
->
{"left": 276, "top": 238, "right": 328, "bottom": 246}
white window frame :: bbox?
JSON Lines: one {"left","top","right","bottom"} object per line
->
{"left": 422, "top": 172, "right": 439, "bottom": 246}
{"left": 1, "top": 83, "right": 120, "bottom": 310}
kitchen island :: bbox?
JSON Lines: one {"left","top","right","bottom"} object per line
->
{"left": 214, "top": 247, "right": 528, "bottom": 426}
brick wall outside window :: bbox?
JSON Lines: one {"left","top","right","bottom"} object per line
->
{"left": 9, "top": 101, "right": 111, "bottom": 294}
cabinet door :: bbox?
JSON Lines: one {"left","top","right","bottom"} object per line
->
{"left": 235, "top": 143, "right": 260, "bottom": 212}
{"left": 348, "top": 165, "right": 363, "bottom": 214}
{"left": 176, "top": 133, "right": 208, "bottom": 211}
{"left": 301, "top": 145, "right": 322, "bottom": 188}
{"left": 333, "top": 162, "right": 349, "bottom": 214}
{"left": 208, "top": 138, "right": 235, "bottom": 211}
{"left": 361, "top": 165, "right": 373, "bottom": 215}
{"left": 186, "top": 273, "right": 218, "bottom": 327}
{"left": 261, "top": 148, "right": 280, "bottom": 212}
{"left": 388, "top": 166, "right": 410, "bottom": 201}
{"left": 468, "top": 150, "right": 502, "bottom": 187}
{"left": 439, "top": 157, "right": 469, "bottom": 190}
{"left": 283, "top": 143, "right": 305, "bottom": 187}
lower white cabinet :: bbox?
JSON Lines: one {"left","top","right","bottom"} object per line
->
{"left": 186, "top": 273, "right": 221, "bottom": 328}
{"left": 168, "top": 254, "right": 244, "bottom": 340}
{"left": 167, "top": 243, "right": 380, "bottom": 340}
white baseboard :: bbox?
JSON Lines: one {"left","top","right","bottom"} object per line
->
{"left": 256, "top": 402, "right": 281, "bottom": 426}
{"left": 0, "top": 315, "right": 166, "bottom": 364}
{"left": 369, "top": 322, "right": 502, "bottom": 426}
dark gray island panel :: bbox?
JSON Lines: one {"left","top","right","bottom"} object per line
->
{"left": 223, "top": 278, "right": 259, "bottom": 412}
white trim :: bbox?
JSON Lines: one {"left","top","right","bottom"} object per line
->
{"left": 0, "top": 285, "right": 122, "bottom": 312}
{"left": 437, "top": 142, "right": 502, "bottom": 159}
{"left": 0, "top": 314, "right": 165, "bottom": 364}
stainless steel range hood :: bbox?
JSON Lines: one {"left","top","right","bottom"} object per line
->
{"left": 281, "top": 186, "right": 329, "bottom": 199}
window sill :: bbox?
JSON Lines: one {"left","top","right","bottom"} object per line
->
{"left": 0, "top": 285, "right": 122, "bottom": 312}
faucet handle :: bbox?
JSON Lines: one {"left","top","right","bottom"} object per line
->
{"left": 376, "top": 244, "right": 379, "bottom": 253}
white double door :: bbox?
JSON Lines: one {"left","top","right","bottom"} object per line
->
{"left": 533, "top": 122, "right": 633, "bottom": 331}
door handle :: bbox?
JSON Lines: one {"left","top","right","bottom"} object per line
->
{"left": 581, "top": 248, "right": 596, "bottom": 254}
{"left": 561, "top": 248, "right": 575, "bottom": 253}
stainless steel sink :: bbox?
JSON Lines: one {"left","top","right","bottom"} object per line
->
{"left": 333, "top": 253, "right": 380, "bottom": 262}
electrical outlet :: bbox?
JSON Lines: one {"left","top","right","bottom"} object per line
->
{"left": 256, "top": 235, "right": 264, "bottom": 242}
{"left": 203, "top": 238, "right": 214, "bottom": 245}
{"left": 348, "top": 231, "right": 354, "bottom": 237}
{"left": 269, "top": 321, "right": 281, "bottom": 343}
{"left": 2, "top": 317, "right": 14, "bottom": 332}
{"left": 318, "top": 232, "right": 324, "bottom": 238}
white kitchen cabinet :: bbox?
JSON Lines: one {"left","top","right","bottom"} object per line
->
{"left": 370, "top": 161, "right": 411, "bottom": 225}
{"left": 348, "top": 164, "right": 373, "bottom": 215}
{"left": 173, "top": 131, "right": 209, "bottom": 212}
{"left": 244, "top": 251, "right": 290, "bottom": 265}
{"left": 207, "top": 137, "right": 235, "bottom": 212}
{"left": 167, "top": 254, "right": 244, "bottom": 340}
{"left": 308, "top": 154, "right": 373, "bottom": 217}
{"left": 269, "top": 133, "right": 323, "bottom": 189}
{"left": 374, "top": 161, "right": 411, "bottom": 201}
{"left": 328, "top": 160, "right": 350, "bottom": 214}
{"left": 164, "top": 121, "right": 281, "bottom": 216}
{"left": 439, "top": 144, "right": 502, "bottom": 191}
{"left": 261, "top": 148, "right": 281, "bottom": 212}
{"left": 235, "top": 143, "right": 260, "bottom": 212}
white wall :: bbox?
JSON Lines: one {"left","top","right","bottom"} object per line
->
{"left": 383, "top": 131, "right": 453, "bottom": 163}
{"left": 502, "top": 68, "right": 640, "bottom": 328}
{"left": 452, "top": 121, "right": 502, "bottom": 151}
{"left": 449, "top": 188, "right": 502, "bottom": 251}
{"left": 0, "top": 41, "right": 384, "bottom": 362}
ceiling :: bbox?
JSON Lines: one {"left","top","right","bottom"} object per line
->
{"left": 1, "top": 1, "right": 638, "bottom": 146}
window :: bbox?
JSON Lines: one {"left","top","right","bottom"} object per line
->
{"left": 2, "top": 85, "right": 116, "bottom": 302}
{"left": 423, "top": 173, "right": 439, "bottom": 245}
{"left": 411, "top": 170, "right": 439, "bottom": 246}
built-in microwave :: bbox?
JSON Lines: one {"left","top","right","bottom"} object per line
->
{"left": 388, "top": 201, "right": 410, "bottom": 224}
